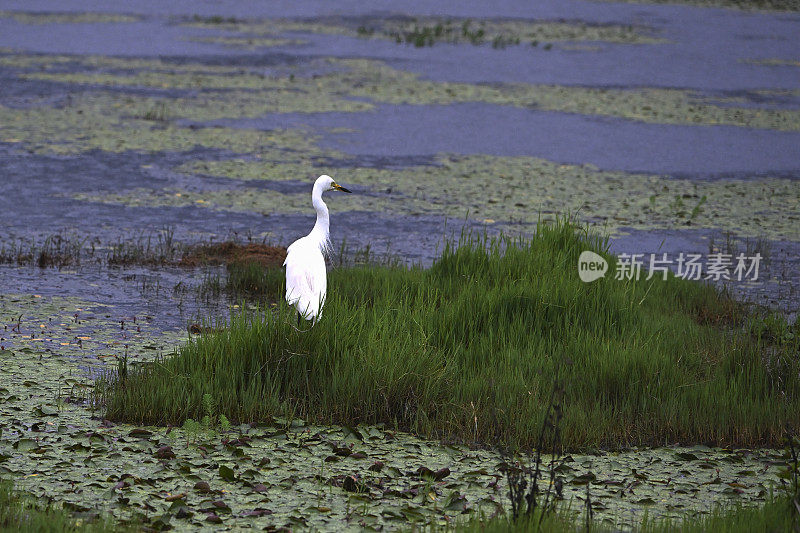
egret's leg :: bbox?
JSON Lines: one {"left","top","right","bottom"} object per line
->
{"left": 297, "top": 311, "right": 301, "bottom": 328}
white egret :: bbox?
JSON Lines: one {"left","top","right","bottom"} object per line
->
{"left": 284, "top": 175, "right": 351, "bottom": 326}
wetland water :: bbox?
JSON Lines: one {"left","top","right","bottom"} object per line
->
{"left": 0, "top": 0, "right": 798, "bottom": 529}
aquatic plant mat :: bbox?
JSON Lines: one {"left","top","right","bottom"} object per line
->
{"left": 100, "top": 221, "right": 800, "bottom": 450}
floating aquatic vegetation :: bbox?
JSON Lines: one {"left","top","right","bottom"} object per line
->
{"left": 14, "top": 53, "right": 800, "bottom": 130}
{"left": 72, "top": 185, "right": 425, "bottom": 220}
{"left": 0, "top": 53, "right": 79, "bottom": 70}
{"left": 186, "top": 35, "right": 308, "bottom": 49}
{"left": 741, "top": 57, "right": 800, "bottom": 67}
{"left": 24, "top": 70, "right": 302, "bottom": 90}
{"left": 0, "top": 78, "right": 795, "bottom": 240}
{"left": 324, "top": 60, "right": 800, "bottom": 131}
{"left": 596, "top": 0, "right": 800, "bottom": 12}
{"left": 184, "top": 15, "right": 662, "bottom": 46}
{"left": 0, "top": 11, "right": 141, "bottom": 25}
{"left": 0, "top": 293, "right": 186, "bottom": 369}
{"left": 359, "top": 16, "right": 663, "bottom": 47}
{"left": 172, "top": 154, "right": 800, "bottom": 241}
{"left": 0, "top": 94, "right": 338, "bottom": 155}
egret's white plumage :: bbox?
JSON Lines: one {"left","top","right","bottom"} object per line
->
{"left": 284, "top": 175, "right": 350, "bottom": 325}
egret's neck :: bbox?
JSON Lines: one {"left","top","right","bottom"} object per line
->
{"left": 309, "top": 186, "right": 330, "bottom": 252}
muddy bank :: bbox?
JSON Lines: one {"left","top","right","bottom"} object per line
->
{"left": 179, "top": 242, "right": 287, "bottom": 267}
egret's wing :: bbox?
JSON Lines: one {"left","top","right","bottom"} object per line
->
{"left": 284, "top": 250, "right": 314, "bottom": 303}
{"left": 284, "top": 240, "right": 327, "bottom": 320}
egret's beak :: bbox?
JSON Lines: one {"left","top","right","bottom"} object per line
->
{"left": 332, "top": 183, "right": 351, "bottom": 193}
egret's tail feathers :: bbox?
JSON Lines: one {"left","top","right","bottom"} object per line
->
{"left": 285, "top": 289, "right": 324, "bottom": 323}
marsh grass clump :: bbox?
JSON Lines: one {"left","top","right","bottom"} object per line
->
{"left": 34, "top": 234, "right": 90, "bottom": 268}
{"left": 0, "top": 232, "right": 94, "bottom": 268}
{"left": 138, "top": 102, "right": 171, "bottom": 122}
{"left": 782, "top": 431, "right": 800, "bottom": 527}
{"left": 107, "top": 227, "right": 180, "bottom": 266}
{"left": 224, "top": 261, "right": 283, "bottom": 295}
{"left": 99, "top": 220, "right": 800, "bottom": 450}
{"left": 198, "top": 242, "right": 395, "bottom": 299}
{"left": 191, "top": 14, "right": 240, "bottom": 24}
{"left": 196, "top": 258, "right": 284, "bottom": 299}
{"left": 389, "top": 19, "right": 487, "bottom": 47}
{"left": 330, "top": 241, "right": 403, "bottom": 269}
{"left": 0, "top": 228, "right": 189, "bottom": 268}
{"left": 503, "top": 371, "right": 567, "bottom": 526}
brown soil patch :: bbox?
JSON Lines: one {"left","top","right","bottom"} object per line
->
{"left": 179, "top": 242, "right": 287, "bottom": 268}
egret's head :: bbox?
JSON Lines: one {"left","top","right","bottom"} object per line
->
{"left": 317, "top": 174, "right": 351, "bottom": 193}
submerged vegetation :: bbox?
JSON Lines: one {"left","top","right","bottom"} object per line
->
{"left": 0, "top": 479, "right": 124, "bottom": 532}
{"left": 99, "top": 220, "right": 800, "bottom": 450}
